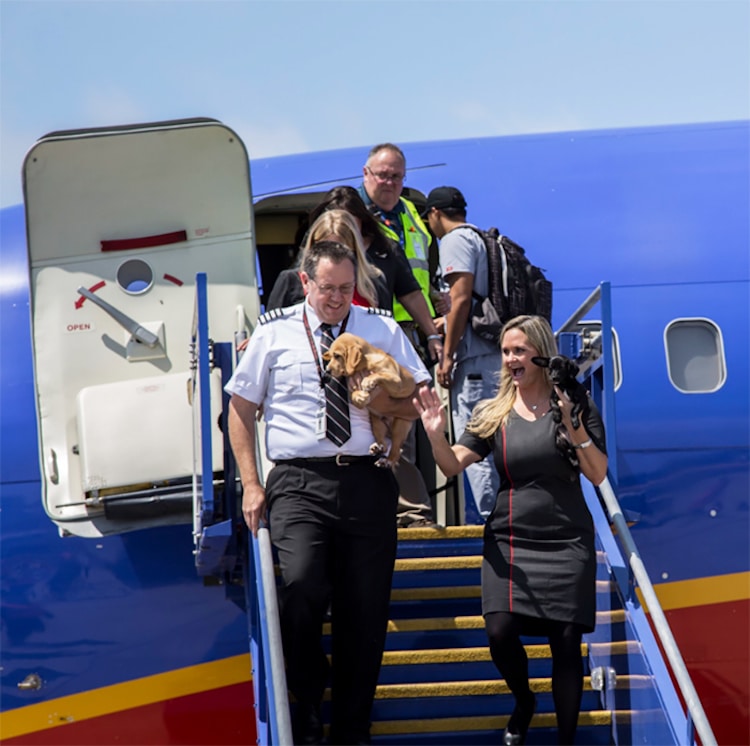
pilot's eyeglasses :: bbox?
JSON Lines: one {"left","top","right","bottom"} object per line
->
{"left": 366, "top": 166, "right": 405, "bottom": 183}
{"left": 310, "top": 279, "right": 356, "bottom": 297}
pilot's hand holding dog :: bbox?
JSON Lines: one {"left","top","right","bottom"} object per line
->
{"left": 323, "top": 333, "right": 416, "bottom": 468}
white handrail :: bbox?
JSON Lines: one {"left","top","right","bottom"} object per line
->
{"left": 255, "top": 527, "right": 292, "bottom": 745}
{"left": 597, "top": 476, "right": 717, "bottom": 746}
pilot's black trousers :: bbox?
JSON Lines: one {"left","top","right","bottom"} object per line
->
{"left": 266, "top": 459, "right": 398, "bottom": 744}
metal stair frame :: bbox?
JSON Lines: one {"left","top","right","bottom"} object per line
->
{"left": 568, "top": 281, "right": 715, "bottom": 745}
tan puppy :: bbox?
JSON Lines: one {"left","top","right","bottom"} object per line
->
{"left": 323, "top": 332, "right": 416, "bottom": 468}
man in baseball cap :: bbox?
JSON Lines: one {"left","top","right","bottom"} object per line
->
{"left": 420, "top": 186, "right": 467, "bottom": 218}
{"left": 422, "top": 184, "right": 501, "bottom": 523}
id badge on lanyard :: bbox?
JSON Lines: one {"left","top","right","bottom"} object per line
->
{"left": 315, "top": 395, "right": 326, "bottom": 439}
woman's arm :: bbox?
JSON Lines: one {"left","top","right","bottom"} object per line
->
{"left": 555, "top": 386, "right": 609, "bottom": 485}
{"left": 413, "top": 386, "right": 482, "bottom": 477}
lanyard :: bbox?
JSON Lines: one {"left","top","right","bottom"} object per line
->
{"left": 302, "top": 308, "right": 350, "bottom": 387}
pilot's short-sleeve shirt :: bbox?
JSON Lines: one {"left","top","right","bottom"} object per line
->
{"left": 225, "top": 302, "right": 430, "bottom": 461}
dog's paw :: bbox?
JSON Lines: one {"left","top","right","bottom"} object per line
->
{"left": 374, "top": 456, "right": 392, "bottom": 469}
{"left": 351, "top": 390, "right": 372, "bottom": 408}
{"left": 360, "top": 377, "right": 376, "bottom": 392}
{"left": 369, "top": 442, "right": 386, "bottom": 456}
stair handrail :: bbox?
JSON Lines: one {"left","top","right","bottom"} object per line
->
{"left": 250, "top": 526, "right": 293, "bottom": 745}
{"left": 595, "top": 476, "right": 717, "bottom": 746}
{"left": 227, "top": 370, "right": 290, "bottom": 742}
{"left": 558, "top": 281, "right": 716, "bottom": 745}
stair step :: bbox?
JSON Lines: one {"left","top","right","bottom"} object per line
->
{"left": 380, "top": 639, "right": 642, "bottom": 665}
{"left": 368, "top": 531, "right": 643, "bottom": 743}
{"left": 374, "top": 674, "right": 653, "bottom": 699}
{"left": 397, "top": 526, "right": 484, "bottom": 540}
{"left": 369, "top": 708, "right": 614, "bottom": 735}
{"left": 395, "top": 556, "right": 482, "bottom": 571}
{"left": 391, "top": 580, "right": 615, "bottom": 599}
{"left": 381, "top": 644, "right": 582, "bottom": 665}
{"left": 378, "top": 609, "right": 626, "bottom": 634}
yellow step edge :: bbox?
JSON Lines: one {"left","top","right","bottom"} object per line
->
{"left": 395, "top": 556, "right": 482, "bottom": 571}
{"left": 373, "top": 673, "right": 653, "bottom": 699}
{"left": 380, "top": 639, "right": 639, "bottom": 666}
{"left": 394, "top": 553, "right": 611, "bottom": 571}
{"left": 589, "top": 639, "right": 642, "bottom": 656}
{"left": 380, "top": 644, "right": 588, "bottom": 665}
{"left": 397, "top": 526, "right": 484, "bottom": 539}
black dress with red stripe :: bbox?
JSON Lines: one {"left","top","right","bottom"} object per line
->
{"left": 458, "top": 399, "right": 606, "bottom": 633}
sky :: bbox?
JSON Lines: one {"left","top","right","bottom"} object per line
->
{"left": 1, "top": 0, "right": 748, "bottom": 208}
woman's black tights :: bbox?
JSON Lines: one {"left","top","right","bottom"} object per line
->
{"left": 485, "top": 612, "right": 584, "bottom": 745}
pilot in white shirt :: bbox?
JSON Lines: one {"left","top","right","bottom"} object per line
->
{"left": 226, "top": 239, "right": 429, "bottom": 745}
{"left": 226, "top": 301, "right": 429, "bottom": 461}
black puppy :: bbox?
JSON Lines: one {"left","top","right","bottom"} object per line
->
{"left": 531, "top": 355, "right": 589, "bottom": 429}
{"left": 531, "top": 355, "right": 590, "bottom": 470}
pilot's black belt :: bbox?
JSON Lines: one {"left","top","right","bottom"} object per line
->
{"left": 276, "top": 455, "right": 378, "bottom": 467}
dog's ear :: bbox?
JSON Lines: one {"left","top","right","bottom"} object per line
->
{"left": 531, "top": 356, "right": 550, "bottom": 368}
{"left": 568, "top": 360, "right": 580, "bottom": 377}
{"left": 344, "top": 344, "right": 363, "bottom": 375}
{"left": 322, "top": 349, "right": 332, "bottom": 362}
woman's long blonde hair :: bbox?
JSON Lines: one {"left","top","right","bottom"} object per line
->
{"left": 466, "top": 315, "right": 558, "bottom": 439}
{"left": 303, "top": 209, "right": 382, "bottom": 307}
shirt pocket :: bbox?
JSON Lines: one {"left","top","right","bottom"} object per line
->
{"left": 269, "top": 353, "right": 315, "bottom": 395}
{"left": 272, "top": 360, "right": 305, "bottom": 394}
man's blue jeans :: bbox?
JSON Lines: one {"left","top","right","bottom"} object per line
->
{"left": 451, "top": 353, "right": 501, "bottom": 521}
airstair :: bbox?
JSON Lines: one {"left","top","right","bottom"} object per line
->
{"left": 191, "top": 275, "right": 716, "bottom": 744}
{"left": 167, "top": 182, "right": 715, "bottom": 746}
{"left": 364, "top": 519, "right": 674, "bottom": 744}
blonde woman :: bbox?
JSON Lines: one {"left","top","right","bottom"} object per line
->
{"left": 267, "top": 187, "right": 444, "bottom": 368}
{"left": 414, "top": 315, "right": 607, "bottom": 745}
{"left": 266, "top": 208, "right": 382, "bottom": 309}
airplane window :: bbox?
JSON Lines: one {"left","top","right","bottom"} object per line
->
{"left": 664, "top": 319, "right": 726, "bottom": 393}
{"left": 116, "top": 258, "right": 153, "bottom": 294}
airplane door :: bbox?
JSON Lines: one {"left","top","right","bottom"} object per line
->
{"left": 23, "top": 118, "right": 259, "bottom": 538}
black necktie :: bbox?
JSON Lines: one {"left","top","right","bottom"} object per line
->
{"left": 319, "top": 324, "right": 351, "bottom": 446}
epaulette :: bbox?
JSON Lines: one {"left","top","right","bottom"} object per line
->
{"left": 367, "top": 307, "right": 393, "bottom": 317}
{"left": 257, "top": 308, "right": 290, "bottom": 325}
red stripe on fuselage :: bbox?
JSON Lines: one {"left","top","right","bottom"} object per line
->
{"left": 3, "top": 681, "right": 256, "bottom": 746}
{"left": 664, "top": 598, "right": 749, "bottom": 746}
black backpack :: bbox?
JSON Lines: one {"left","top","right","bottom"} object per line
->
{"left": 462, "top": 225, "right": 553, "bottom": 343}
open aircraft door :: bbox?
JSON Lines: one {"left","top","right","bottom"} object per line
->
{"left": 23, "top": 118, "right": 259, "bottom": 538}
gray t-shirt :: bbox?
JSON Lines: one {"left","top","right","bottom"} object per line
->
{"left": 439, "top": 224, "right": 501, "bottom": 363}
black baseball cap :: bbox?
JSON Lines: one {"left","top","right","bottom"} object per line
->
{"left": 420, "top": 186, "right": 467, "bottom": 218}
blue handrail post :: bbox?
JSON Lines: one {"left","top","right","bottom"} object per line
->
{"left": 244, "top": 530, "right": 269, "bottom": 745}
{"left": 194, "top": 272, "right": 215, "bottom": 525}
{"left": 598, "top": 281, "right": 619, "bottom": 486}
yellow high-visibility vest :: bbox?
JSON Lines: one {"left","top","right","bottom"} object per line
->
{"left": 378, "top": 197, "right": 435, "bottom": 321}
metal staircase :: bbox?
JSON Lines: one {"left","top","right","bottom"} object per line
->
{"left": 190, "top": 276, "right": 716, "bottom": 745}
{"left": 314, "top": 526, "right": 647, "bottom": 744}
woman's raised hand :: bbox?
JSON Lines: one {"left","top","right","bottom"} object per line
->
{"left": 413, "top": 386, "right": 446, "bottom": 436}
